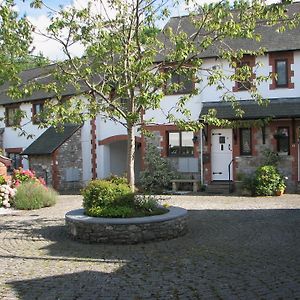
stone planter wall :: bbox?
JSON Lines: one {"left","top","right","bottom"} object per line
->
{"left": 65, "top": 207, "right": 188, "bottom": 244}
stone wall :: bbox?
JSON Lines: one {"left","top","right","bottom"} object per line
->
{"left": 28, "top": 155, "right": 52, "bottom": 186}
{"left": 0, "top": 128, "right": 4, "bottom": 150}
{"left": 65, "top": 207, "right": 188, "bottom": 244}
{"left": 28, "top": 128, "right": 83, "bottom": 194}
{"left": 56, "top": 128, "right": 83, "bottom": 194}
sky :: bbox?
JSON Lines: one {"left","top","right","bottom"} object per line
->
{"left": 15, "top": 0, "right": 221, "bottom": 60}
{"left": 14, "top": 0, "right": 277, "bottom": 61}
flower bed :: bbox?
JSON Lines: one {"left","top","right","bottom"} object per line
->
{"left": 0, "top": 184, "right": 16, "bottom": 208}
{"left": 0, "top": 168, "right": 57, "bottom": 210}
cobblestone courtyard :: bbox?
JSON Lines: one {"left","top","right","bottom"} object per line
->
{"left": 0, "top": 194, "right": 300, "bottom": 299}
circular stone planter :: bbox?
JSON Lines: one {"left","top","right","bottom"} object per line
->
{"left": 65, "top": 206, "right": 188, "bottom": 244}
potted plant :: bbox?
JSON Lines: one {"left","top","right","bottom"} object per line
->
{"left": 275, "top": 181, "right": 286, "bottom": 196}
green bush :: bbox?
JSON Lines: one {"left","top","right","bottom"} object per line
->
{"left": 82, "top": 180, "right": 167, "bottom": 218}
{"left": 82, "top": 179, "right": 134, "bottom": 215}
{"left": 140, "top": 143, "right": 179, "bottom": 193}
{"left": 87, "top": 205, "right": 135, "bottom": 218}
{"left": 12, "top": 182, "right": 58, "bottom": 210}
{"left": 253, "top": 165, "right": 286, "bottom": 196}
{"left": 105, "top": 175, "right": 128, "bottom": 185}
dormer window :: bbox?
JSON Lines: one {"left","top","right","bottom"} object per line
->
{"left": 32, "top": 102, "right": 44, "bottom": 124}
{"left": 163, "top": 67, "right": 194, "bottom": 95}
{"left": 275, "top": 59, "right": 288, "bottom": 87}
{"left": 5, "top": 105, "right": 21, "bottom": 127}
{"left": 232, "top": 56, "right": 255, "bottom": 92}
{"left": 269, "top": 52, "right": 294, "bottom": 90}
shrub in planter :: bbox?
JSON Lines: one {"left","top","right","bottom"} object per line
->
{"left": 82, "top": 180, "right": 167, "bottom": 218}
{"left": 105, "top": 175, "right": 128, "bottom": 186}
{"left": 253, "top": 165, "right": 286, "bottom": 196}
{"left": 82, "top": 179, "right": 134, "bottom": 210}
{"left": 12, "top": 182, "right": 57, "bottom": 210}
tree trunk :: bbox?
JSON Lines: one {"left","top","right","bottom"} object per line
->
{"left": 127, "top": 123, "right": 135, "bottom": 192}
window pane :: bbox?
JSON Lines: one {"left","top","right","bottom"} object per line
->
{"left": 240, "top": 128, "right": 251, "bottom": 155}
{"left": 237, "top": 62, "right": 251, "bottom": 90}
{"left": 167, "top": 72, "right": 193, "bottom": 94}
{"left": 181, "top": 131, "right": 194, "bottom": 156}
{"left": 33, "top": 103, "right": 44, "bottom": 123}
{"left": 178, "top": 75, "right": 193, "bottom": 94}
{"left": 35, "top": 104, "right": 42, "bottom": 114}
{"left": 7, "top": 107, "right": 19, "bottom": 126}
{"left": 7, "top": 153, "right": 22, "bottom": 172}
{"left": 277, "top": 127, "right": 289, "bottom": 154}
{"left": 168, "top": 132, "right": 180, "bottom": 156}
{"left": 276, "top": 60, "right": 288, "bottom": 86}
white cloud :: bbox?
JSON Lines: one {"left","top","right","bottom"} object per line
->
{"left": 28, "top": 7, "right": 85, "bottom": 60}
{"left": 28, "top": 0, "right": 117, "bottom": 60}
{"left": 28, "top": 0, "right": 281, "bottom": 60}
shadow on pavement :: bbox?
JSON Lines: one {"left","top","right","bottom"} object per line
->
{"left": 5, "top": 208, "right": 300, "bottom": 299}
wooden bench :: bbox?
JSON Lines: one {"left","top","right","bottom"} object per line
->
{"left": 171, "top": 179, "right": 199, "bottom": 192}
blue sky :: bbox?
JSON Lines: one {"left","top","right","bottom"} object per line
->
{"left": 16, "top": 0, "right": 73, "bottom": 17}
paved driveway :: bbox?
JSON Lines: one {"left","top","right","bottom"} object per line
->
{"left": 0, "top": 194, "right": 300, "bottom": 299}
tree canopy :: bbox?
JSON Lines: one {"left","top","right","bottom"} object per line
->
{"left": 0, "top": 0, "right": 33, "bottom": 86}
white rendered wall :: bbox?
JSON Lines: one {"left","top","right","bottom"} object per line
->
{"left": 199, "top": 52, "right": 300, "bottom": 103}
{"left": 81, "top": 120, "right": 93, "bottom": 183}
{"left": 144, "top": 93, "right": 201, "bottom": 124}
{"left": 110, "top": 141, "right": 127, "bottom": 177}
{"left": 97, "top": 118, "right": 127, "bottom": 141}
{"left": 0, "top": 103, "right": 47, "bottom": 169}
{"left": 98, "top": 144, "right": 110, "bottom": 178}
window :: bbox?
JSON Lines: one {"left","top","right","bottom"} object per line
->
{"left": 5, "top": 106, "right": 21, "bottom": 127}
{"left": 168, "top": 131, "right": 194, "bottom": 156}
{"left": 269, "top": 52, "right": 294, "bottom": 90}
{"left": 237, "top": 62, "right": 252, "bottom": 90}
{"left": 7, "top": 153, "right": 22, "bottom": 172}
{"left": 32, "top": 102, "right": 44, "bottom": 124}
{"left": 275, "top": 59, "right": 288, "bottom": 87}
{"left": 164, "top": 68, "right": 194, "bottom": 95}
{"left": 233, "top": 56, "right": 255, "bottom": 92}
{"left": 240, "top": 128, "right": 252, "bottom": 155}
{"left": 276, "top": 127, "right": 290, "bottom": 155}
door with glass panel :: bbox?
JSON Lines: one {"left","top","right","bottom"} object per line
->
{"left": 211, "top": 129, "right": 232, "bottom": 181}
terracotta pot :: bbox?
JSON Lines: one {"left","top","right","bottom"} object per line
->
{"left": 276, "top": 190, "right": 284, "bottom": 196}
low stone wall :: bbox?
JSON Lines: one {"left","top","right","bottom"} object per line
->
{"left": 65, "top": 207, "right": 188, "bottom": 244}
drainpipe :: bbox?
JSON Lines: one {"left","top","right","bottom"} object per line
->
{"left": 298, "top": 137, "right": 300, "bottom": 182}
{"left": 200, "top": 128, "right": 204, "bottom": 185}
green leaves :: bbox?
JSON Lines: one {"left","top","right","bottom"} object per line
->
{"left": 0, "top": 1, "right": 33, "bottom": 86}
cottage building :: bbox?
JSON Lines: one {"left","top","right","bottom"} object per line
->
{"left": 1, "top": 2, "right": 300, "bottom": 192}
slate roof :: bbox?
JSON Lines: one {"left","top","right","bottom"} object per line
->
{"left": 199, "top": 97, "right": 300, "bottom": 120}
{"left": 0, "top": 64, "right": 97, "bottom": 105}
{"left": 156, "top": 2, "right": 300, "bottom": 61}
{"left": 21, "top": 124, "right": 81, "bottom": 155}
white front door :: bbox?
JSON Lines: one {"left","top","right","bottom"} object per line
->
{"left": 211, "top": 129, "right": 233, "bottom": 181}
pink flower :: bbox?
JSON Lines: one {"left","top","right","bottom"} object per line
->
{"left": 38, "top": 177, "right": 46, "bottom": 186}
